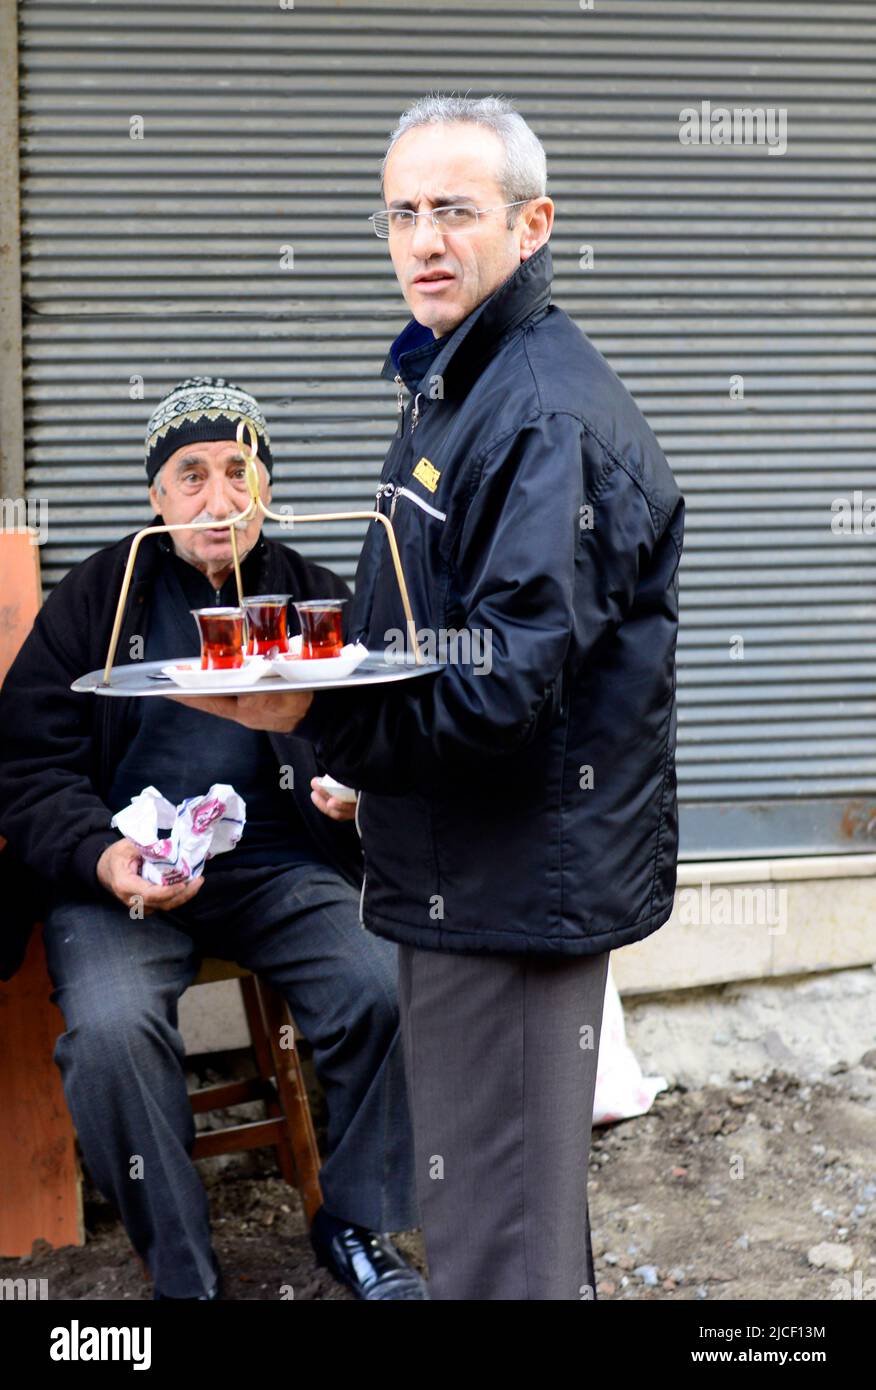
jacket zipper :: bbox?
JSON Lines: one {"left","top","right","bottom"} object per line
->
{"left": 374, "top": 481, "right": 395, "bottom": 516}
{"left": 355, "top": 789, "right": 367, "bottom": 927}
{"left": 394, "top": 373, "right": 406, "bottom": 437}
{"left": 393, "top": 372, "right": 424, "bottom": 436}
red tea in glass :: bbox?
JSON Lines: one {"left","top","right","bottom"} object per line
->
{"left": 191, "top": 607, "right": 246, "bottom": 670}
{"left": 293, "top": 599, "right": 347, "bottom": 660}
{"left": 243, "top": 594, "right": 291, "bottom": 656}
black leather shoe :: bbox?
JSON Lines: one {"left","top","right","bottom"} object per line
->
{"left": 310, "top": 1209, "right": 429, "bottom": 1300}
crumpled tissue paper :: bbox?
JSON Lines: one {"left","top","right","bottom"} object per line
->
{"left": 110, "top": 783, "right": 246, "bottom": 885}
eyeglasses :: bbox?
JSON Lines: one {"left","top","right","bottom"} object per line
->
{"left": 368, "top": 200, "right": 532, "bottom": 239}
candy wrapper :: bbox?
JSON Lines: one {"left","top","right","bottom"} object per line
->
{"left": 110, "top": 783, "right": 246, "bottom": 885}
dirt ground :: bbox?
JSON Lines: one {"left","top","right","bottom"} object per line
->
{"left": 4, "top": 1061, "right": 875, "bottom": 1301}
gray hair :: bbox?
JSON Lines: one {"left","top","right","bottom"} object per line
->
{"left": 379, "top": 94, "right": 547, "bottom": 227}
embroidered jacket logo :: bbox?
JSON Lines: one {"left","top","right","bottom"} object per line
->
{"left": 412, "top": 457, "right": 441, "bottom": 493}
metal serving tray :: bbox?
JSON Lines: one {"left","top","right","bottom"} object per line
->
{"left": 72, "top": 654, "right": 443, "bottom": 698}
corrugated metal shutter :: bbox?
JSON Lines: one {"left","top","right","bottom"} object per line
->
{"left": 18, "top": 0, "right": 876, "bottom": 858}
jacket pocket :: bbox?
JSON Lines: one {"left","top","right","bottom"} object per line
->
{"left": 390, "top": 484, "right": 447, "bottom": 523}
{"left": 366, "top": 483, "right": 447, "bottom": 645}
{"left": 358, "top": 789, "right": 440, "bottom": 930}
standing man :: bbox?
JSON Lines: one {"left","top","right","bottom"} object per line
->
{"left": 181, "top": 95, "right": 685, "bottom": 1300}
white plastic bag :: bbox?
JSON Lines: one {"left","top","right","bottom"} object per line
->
{"left": 594, "top": 962, "right": 667, "bottom": 1124}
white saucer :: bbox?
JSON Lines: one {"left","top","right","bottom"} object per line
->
{"left": 272, "top": 643, "right": 369, "bottom": 683}
{"left": 161, "top": 655, "right": 272, "bottom": 689}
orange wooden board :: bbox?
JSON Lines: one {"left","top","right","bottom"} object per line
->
{"left": 0, "top": 927, "right": 84, "bottom": 1254}
{"left": 0, "top": 530, "right": 41, "bottom": 671}
{"left": 0, "top": 530, "right": 83, "bottom": 1254}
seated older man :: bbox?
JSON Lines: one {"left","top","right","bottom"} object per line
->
{"left": 0, "top": 377, "right": 425, "bottom": 1300}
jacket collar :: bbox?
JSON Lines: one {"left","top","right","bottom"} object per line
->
{"left": 380, "top": 241, "right": 553, "bottom": 396}
{"left": 130, "top": 520, "right": 268, "bottom": 591}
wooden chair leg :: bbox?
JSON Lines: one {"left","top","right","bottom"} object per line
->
{"left": 256, "top": 979, "right": 323, "bottom": 1225}
{"left": 239, "top": 977, "right": 297, "bottom": 1188}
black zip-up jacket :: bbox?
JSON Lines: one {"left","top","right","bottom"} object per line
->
{"left": 296, "top": 241, "right": 686, "bottom": 957}
{"left": 0, "top": 528, "right": 362, "bottom": 978}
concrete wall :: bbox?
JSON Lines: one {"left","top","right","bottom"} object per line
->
{"left": 179, "top": 856, "right": 876, "bottom": 1056}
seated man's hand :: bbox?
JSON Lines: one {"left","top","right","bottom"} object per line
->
{"left": 310, "top": 777, "right": 358, "bottom": 822}
{"left": 97, "top": 837, "right": 204, "bottom": 914}
{"left": 165, "top": 690, "right": 314, "bottom": 732}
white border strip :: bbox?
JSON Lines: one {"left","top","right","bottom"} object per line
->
{"left": 677, "top": 853, "right": 876, "bottom": 886}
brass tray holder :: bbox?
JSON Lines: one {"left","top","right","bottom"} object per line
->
{"left": 100, "top": 418, "right": 423, "bottom": 686}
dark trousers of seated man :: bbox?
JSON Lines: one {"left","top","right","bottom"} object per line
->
{"left": 42, "top": 861, "right": 418, "bottom": 1298}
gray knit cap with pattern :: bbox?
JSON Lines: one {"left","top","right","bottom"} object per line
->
{"left": 144, "top": 376, "right": 273, "bottom": 485}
